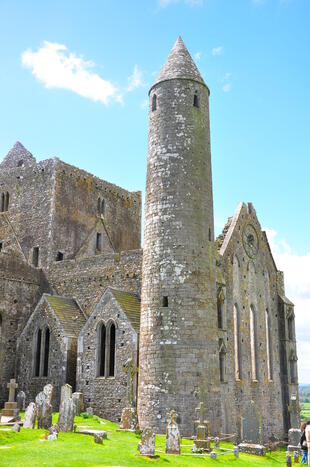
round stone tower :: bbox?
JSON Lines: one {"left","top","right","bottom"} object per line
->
{"left": 138, "top": 37, "right": 220, "bottom": 435}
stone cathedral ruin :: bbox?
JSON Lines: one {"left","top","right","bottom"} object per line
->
{"left": 0, "top": 37, "right": 299, "bottom": 443}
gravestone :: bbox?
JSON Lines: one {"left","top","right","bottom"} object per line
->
{"left": 72, "top": 392, "right": 83, "bottom": 416}
{"left": 23, "top": 402, "right": 36, "bottom": 428}
{"left": 57, "top": 384, "right": 75, "bottom": 432}
{"left": 238, "top": 400, "right": 266, "bottom": 456}
{"left": 36, "top": 384, "right": 53, "bottom": 429}
{"left": 16, "top": 391, "right": 26, "bottom": 410}
{"left": 1, "top": 379, "right": 19, "bottom": 423}
{"left": 192, "top": 402, "right": 210, "bottom": 452}
{"left": 138, "top": 427, "right": 155, "bottom": 457}
{"left": 120, "top": 358, "right": 139, "bottom": 431}
{"left": 165, "top": 409, "right": 180, "bottom": 455}
{"left": 86, "top": 407, "right": 93, "bottom": 416}
{"left": 12, "top": 422, "right": 20, "bottom": 432}
{"left": 288, "top": 394, "right": 301, "bottom": 452}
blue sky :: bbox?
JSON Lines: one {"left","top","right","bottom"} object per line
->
{"left": 0, "top": 0, "right": 309, "bottom": 380}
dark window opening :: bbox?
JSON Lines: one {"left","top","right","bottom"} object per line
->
{"left": 0, "top": 193, "right": 4, "bottom": 212}
{"left": 288, "top": 317, "right": 294, "bottom": 340}
{"left": 35, "top": 329, "right": 42, "bottom": 377}
{"left": 219, "top": 352, "right": 225, "bottom": 382}
{"left": 217, "top": 301, "right": 223, "bottom": 329}
{"left": 97, "top": 197, "right": 101, "bottom": 214}
{"left": 17, "top": 160, "right": 24, "bottom": 167}
{"left": 0, "top": 241, "right": 3, "bottom": 252}
{"left": 96, "top": 233, "right": 102, "bottom": 251}
{"left": 4, "top": 192, "right": 9, "bottom": 211}
{"left": 108, "top": 323, "right": 116, "bottom": 377}
{"left": 43, "top": 328, "right": 50, "bottom": 377}
{"left": 193, "top": 93, "right": 200, "bottom": 108}
{"left": 56, "top": 251, "right": 64, "bottom": 261}
{"left": 152, "top": 94, "right": 157, "bottom": 111}
{"left": 32, "top": 247, "right": 39, "bottom": 267}
{"left": 99, "top": 324, "right": 106, "bottom": 377}
{"left": 162, "top": 296, "right": 168, "bottom": 307}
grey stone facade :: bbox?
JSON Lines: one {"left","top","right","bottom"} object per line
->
{"left": 0, "top": 36, "right": 298, "bottom": 442}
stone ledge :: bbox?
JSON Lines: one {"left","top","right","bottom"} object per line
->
{"left": 238, "top": 443, "right": 266, "bottom": 456}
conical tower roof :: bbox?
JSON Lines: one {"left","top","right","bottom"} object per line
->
{"left": 152, "top": 36, "right": 206, "bottom": 89}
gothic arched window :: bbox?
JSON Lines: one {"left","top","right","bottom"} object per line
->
{"left": 233, "top": 303, "right": 242, "bottom": 380}
{"left": 34, "top": 328, "right": 42, "bottom": 377}
{"left": 265, "top": 309, "right": 273, "bottom": 380}
{"left": 152, "top": 94, "right": 157, "bottom": 112}
{"left": 97, "top": 322, "right": 106, "bottom": 377}
{"left": 107, "top": 322, "right": 116, "bottom": 377}
{"left": 43, "top": 327, "right": 50, "bottom": 377}
{"left": 250, "top": 304, "right": 258, "bottom": 381}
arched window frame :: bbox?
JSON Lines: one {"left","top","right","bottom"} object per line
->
{"left": 42, "top": 327, "right": 50, "bottom": 377}
{"left": 249, "top": 304, "right": 258, "bottom": 381}
{"left": 106, "top": 320, "right": 116, "bottom": 377}
{"left": 233, "top": 303, "right": 242, "bottom": 380}
{"left": 265, "top": 308, "right": 273, "bottom": 381}
{"left": 217, "top": 286, "right": 225, "bottom": 329}
{"left": 219, "top": 339, "right": 227, "bottom": 383}
{"left": 33, "top": 328, "right": 42, "bottom": 377}
{"left": 96, "top": 321, "right": 106, "bottom": 377}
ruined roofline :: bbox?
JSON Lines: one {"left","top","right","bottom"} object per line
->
{"left": 1, "top": 142, "right": 141, "bottom": 198}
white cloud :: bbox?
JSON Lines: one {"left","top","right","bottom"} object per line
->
{"left": 222, "top": 72, "right": 232, "bottom": 92}
{"left": 127, "top": 65, "right": 143, "bottom": 92}
{"left": 212, "top": 46, "right": 224, "bottom": 56}
{"left": 158, "top": 0, "right": 203, "bottom": 6}
{"left": 194, "top": 52, "right": 201, "bottom": 62}
{"left": 265, "top": 229, "right": 310, "bottom": 383}
{"left": 222, "top": 83, "right": 231, "bottom": 92}
{"left": 22, "top": 41, "right": 117, "bottom": 105}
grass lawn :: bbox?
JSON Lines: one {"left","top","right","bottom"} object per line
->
{"left": 300, "top": 402, "right": 310, "bottom": 421}
{"left": 0, "top": 412, "right": 288, "bottom": 466}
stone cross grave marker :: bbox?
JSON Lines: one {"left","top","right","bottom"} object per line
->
{"left": 195, "top": 402, "right": 208, "bottom": 429}
{"left": 7, "top": 379, "right": 18, "bottom": 402}
{"left": 123, "top": 358, "right": 138, "bottom": 407}
{"left": 193, "top": 401, "right": 210, "bottom": 451}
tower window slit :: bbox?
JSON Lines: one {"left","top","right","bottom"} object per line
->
{"left": 193, "top": 93, "right": 200, "bottom": 108}
{"left": 162, "top": 296, "right": 168, "bottom": 307}
{"left": 152, "top": 94, "right": 157, "bottom": 111}
{"left": 96, "top": 233, "right": 102, "bottom": 252}
{"left": 32, "top": 247, "right": 39, "bottom": 267}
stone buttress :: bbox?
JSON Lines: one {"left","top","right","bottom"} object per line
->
{"left": 138, "top": 37, "right": 221, "bottom": 435}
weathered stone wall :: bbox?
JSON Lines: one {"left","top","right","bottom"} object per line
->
{"left": 138, "top": 70, "right": 221, "bottom": 436}
{"left": 46, "top": 250, "right": 142, "bottom": 316}
{"left": 0, "top": 251, "right": 49, "bottom": 405}
{"left": 16, "top": 299, "right": 69, "bottom": 410}
{"left": 49, "top": 160, "right": 141, "bottom": 263}
{"left": 77, "top": 291, "right": 138, "bottom": 421}
{"left": 218, "top": 202, "right": 297, "bottom": 443}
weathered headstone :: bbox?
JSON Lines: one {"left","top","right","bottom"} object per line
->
{"left": 72, "top": 392, "right": 83, "bottom": 416}
{"left": 238, "top": 400, "right": 266, "bottom": 456}
{"left": 233, "top": 446, "right": 239, "bottom": 458}
{"left": 86, "top": 407, "right": 93, "bottom": 416}
{"left": 23, "top": 402, "right": 36, "bottom": 428}
{"left": 12, "top": 422, "right": 20, "bottom": 432}
{"left": 120, "top": 358, "right": 139, "bottom": 431}
{"left": 36, "top": 384, "right": 53, "bottom": 429}
{"left": 94, "top": 433, "right": 103, "bottom": 444}
{"left": 16, "top": 391, "right": 26, "bottom": 411}
{"left": 165, "top": 410, "right": 180, "bottom": 455}
{"left": 57, "top": 384, "right": 75, "bottom": 432}
{"left": 0, "top": 379, "right": 19, "bottom": 422}
{"left": 210, "top": 451, "right": 217, "bottom": 460}
{"left": 138, "top": 427, "right": 155, "bottom": 457}
{"left": 288, "top": 394, "right": 301, "bottom": 452}
{"left": 192, "top": 402, "right": 210, "bottom": 452}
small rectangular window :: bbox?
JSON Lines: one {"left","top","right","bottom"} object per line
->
{"left": 96, "top": 233, "right": 102, "bottom": 251}
{"left": 0, "top": 241, "right": 3, "bottom": 252}
{"left": 162, "top": 296, "right": 168, "bottom": 307}
{"left": 56, "top": 251, "right": 64, "bottom": 261}
{"left": 32, "top": 247, "right": 39, "bottom": 267}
